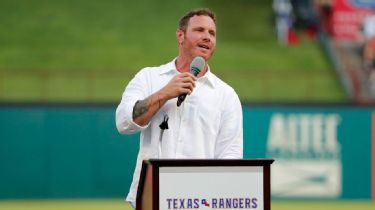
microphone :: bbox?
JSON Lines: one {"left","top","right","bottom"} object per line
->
{"left": 177, "top": 56, "right": 205, "bottom": 107}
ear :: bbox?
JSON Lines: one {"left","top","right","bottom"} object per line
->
{"left": 176, "top": 29, "right": 184, "bottom": 45}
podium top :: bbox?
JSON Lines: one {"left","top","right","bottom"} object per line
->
{"left": 144, "top": 158, "right": 274, "bottom": 167}
{"left": 137, "top": 159, "right": 274, "bottom": 210}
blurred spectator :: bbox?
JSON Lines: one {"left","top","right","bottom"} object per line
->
{"left": 273, "top": 0, "right": 294, "bottom": 45}
{"left": 273, "top": 0, "right": 322, "bottom": 46}
{"left": 362, "top": 14, "right": 375, "bottom": 72}
{"left": 314, "top": 0, "right": 333, "bottom": 35}
{"left": 290, "top": 0, "right": 319, "bottom": 38}
{"left": 361, "top": 14, "right": 375, "bottom": 94}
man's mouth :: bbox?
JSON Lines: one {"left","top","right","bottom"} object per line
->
{"left": 198, "top": 44, "right": 210, "bottom": 50}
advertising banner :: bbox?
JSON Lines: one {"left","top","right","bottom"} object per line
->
{"left": 0, "top": 104, "right": 373, "bottom": 200}
{"left": 332, "top": 0, "right": 375, "bottom": 40}
{"left": 243, "top": 105, "right": 374, "bottom": 199}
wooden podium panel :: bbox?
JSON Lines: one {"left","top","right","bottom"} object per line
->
{"left": 136, "top": 159, "right": 274, "bottom": 210}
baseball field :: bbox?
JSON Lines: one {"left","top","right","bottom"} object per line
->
{"left": 1, "top": 0, "right": 372, "bottom": 209}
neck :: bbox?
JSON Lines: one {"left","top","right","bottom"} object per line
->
{"left": 175, "top": 56, "right": 191, "bottom": 73}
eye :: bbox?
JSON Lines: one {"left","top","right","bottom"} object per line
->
{"left": 195, "top": 27, "right": 204, "bottom": 32}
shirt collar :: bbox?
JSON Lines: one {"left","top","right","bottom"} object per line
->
{"left": 159, "top": 58, "right": 179, "bottom": 75}
{"left": 199, "top": 66, "right": 216, "bottom": 88}
{"left": 159, "top": 58, "right": 216, "bottom": 88}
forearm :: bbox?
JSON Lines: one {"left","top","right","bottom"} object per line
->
{"left": 131, "top": 71, "right": 196, "bottom": 126}
{"left": 133, "top": 91, "right": 168, "bottom": 126}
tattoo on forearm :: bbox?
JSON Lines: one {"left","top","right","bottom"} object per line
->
{"left": 132, "top": 99, "right": 149, "bottom": 119}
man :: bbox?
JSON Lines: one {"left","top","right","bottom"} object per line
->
{"left": 116, "top": 8, "right": 243, "bottom": 209}
{"left": 362, "top": 14, "right": 375, "bottom": 73}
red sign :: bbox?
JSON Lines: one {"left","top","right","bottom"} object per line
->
{"left": 332, "top": 0, "right": 375, "bottom": 40}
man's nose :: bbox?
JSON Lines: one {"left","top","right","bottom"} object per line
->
{"left": 202, "top": 31, "right": 211, "bottom": 41}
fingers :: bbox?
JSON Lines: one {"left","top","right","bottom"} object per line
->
{"left": 160, "top": 73, "right": 198, "bottom": 100}
{"left": 178, "top": 77, "right": 196, "bottom": 89}
{"left": 178, "top": 84, "right": 194, "bottom": 95}
{"left": 175, "top": 73, "right": 196, "bottom": 93}
{"left": 178, "top": 72, "right": 197, "bottom": 83}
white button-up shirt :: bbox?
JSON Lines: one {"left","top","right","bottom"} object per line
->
{"left": 116, "top": 59, "right": 243, "bottom": 205}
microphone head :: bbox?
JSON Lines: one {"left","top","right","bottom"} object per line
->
{"left": 190, "top": 56, "right": 205, "bottom": 76}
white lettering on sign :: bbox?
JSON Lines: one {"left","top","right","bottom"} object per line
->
{"left": 267, "top": 113, "right": 342, "bottom": 198}
{"left": 267, "top": 113, "right": 341, "bottom": 159}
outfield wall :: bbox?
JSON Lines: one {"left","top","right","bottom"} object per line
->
{"left": 0, "top": 104, "right": 373, "bottom": 199}
{"left": 0, "top": 104, "right": 139, "bottom": 198}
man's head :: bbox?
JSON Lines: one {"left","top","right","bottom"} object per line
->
{"left": 177, "top": 8, "right": 217, "bottom": 61}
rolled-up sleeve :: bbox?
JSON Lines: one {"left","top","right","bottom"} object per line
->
{"left": 214, "top": 88, "right": 243, "bottom": 159}
{"left": 116, "top": 69, "right": 150, "bottom": 135}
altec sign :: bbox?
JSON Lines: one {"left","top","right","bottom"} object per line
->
{"left": 243, "top": 106, "right": 374, "bottom": 200}
{"left": 267, "top": 114, "right": 342, "bottom": 197}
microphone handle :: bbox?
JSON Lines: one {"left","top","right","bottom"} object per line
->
{"left": 176, "top": 66, "right": 200, "bottom": 107}
{"left": 177, "top": 94, "right": 187, "bottom": 107}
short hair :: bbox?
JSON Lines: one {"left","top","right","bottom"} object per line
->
{"left": 178, "top": 8, "right": 216, "bottom": 31}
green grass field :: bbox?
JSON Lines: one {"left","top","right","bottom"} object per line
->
{"left": 0, "top": 199, "right": 373, "bottom": 210}
{"left": 0, "top": 0, "right": 347, "bottom": 102}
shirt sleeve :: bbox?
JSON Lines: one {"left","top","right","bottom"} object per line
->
{"left": 116, "top": 68, "right": 150, "bottom": 135}
{"left": 214, "top": 88, "right": 243, "bottom": 158}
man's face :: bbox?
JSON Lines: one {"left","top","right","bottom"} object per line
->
{"left": 177, "top": 15, "right": 216, "bottom": 61}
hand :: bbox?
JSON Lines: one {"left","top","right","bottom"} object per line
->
{"left": 159, "top": 72, "right": 197, "bottom": 100}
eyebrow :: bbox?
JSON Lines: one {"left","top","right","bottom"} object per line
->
{"left": 192, "top": 26, "right": 216, "bottom": 32}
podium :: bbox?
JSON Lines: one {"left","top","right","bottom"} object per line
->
{"left": 136, "top": 159, "right": 274, "bottom": 210}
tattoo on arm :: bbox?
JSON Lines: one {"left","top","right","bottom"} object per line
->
{"left": 132, "top": 99, "right": 149, "bottom": 119}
